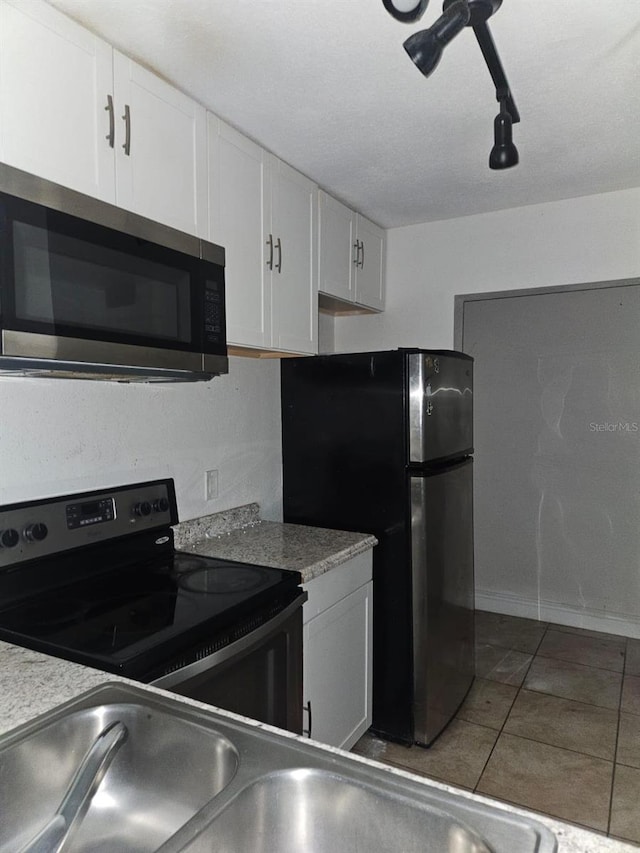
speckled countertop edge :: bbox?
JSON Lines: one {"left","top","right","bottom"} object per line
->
{"left": 0, "top": 641, "right": 635, "bottom": 853}
{"left": 174, "top": 507, "right": 378, "bottom": 584}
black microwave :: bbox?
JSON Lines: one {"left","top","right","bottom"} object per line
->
{"left": 0, "top": 164, "right": 227, "bottom": 382}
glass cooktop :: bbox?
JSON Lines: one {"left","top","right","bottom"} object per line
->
{"left": 0, "top": 551, "right": 301, "bottom": 676}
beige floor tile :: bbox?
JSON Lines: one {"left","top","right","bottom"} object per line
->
{"left": 354, "top": 720, "right": 498, "bottom": 790}
{"left": 610, "top": 765, "right": 640, "bottom": 843}
{"left": 617, "top": 713, "right": 640, "bottom": 769}
{"left": 475, "top": 643, "right": 533, "bottom": 686}
{"left": 537, "top": 628, "right": 625, "bottom": 673}
{"left": 621, "top": 675, "right": 640, "bottom": 716}
{"left": 524, "top": 656, "right": 622, "bottom": 710}
{"left": 477, "top": 733, "right": 613, "bottom": 831}
{"left": 626, "top": 639, "right": 640, "bottom": 676}
{"left": 503, "top": 689, "right": 617, "bottom": 760}
{"left": 456, "top": 678, "right": 518, "bottom": 730}
{"left": 475, "top": 610, "right": 547, "bottom": 654}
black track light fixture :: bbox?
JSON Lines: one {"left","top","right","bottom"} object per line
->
{"left": 382, "top": 0, "right": 430, "bottom": 24}
{"left": 403, "top": 1, "right": 471, "bottom": 78}
{"left": 383, "top": 0, "right": 521, "bottom": 169}
{"left": 489, "top": 98, "right": 519, "bottom": 169}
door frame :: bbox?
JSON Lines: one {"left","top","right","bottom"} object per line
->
{"left": 453, "top": 277, "right": 640, "bottom": 351}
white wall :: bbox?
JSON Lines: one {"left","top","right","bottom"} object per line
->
{"left": 0, "top": 356, "right": 283, "bottom": 522}
{"left": 334, "top": 187, "right": 640, "bottom": 352}
{"left": 334, "top": 187, "right": 640, "bottom": 635}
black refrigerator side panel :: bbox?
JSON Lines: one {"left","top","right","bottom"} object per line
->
{"left": 281, "top": 351, "right": 413, "bottom": 742}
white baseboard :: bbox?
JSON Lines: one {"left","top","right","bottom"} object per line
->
{"left": 475, "top": 588, "right": 640, "bottom": 639}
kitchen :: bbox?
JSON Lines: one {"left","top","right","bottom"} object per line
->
{"left": 0, "top": 0, "right": 639, "bottom": 851}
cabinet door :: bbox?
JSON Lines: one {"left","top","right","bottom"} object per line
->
{"left": 113, "top": 52, "right": 207, "bottom": 238}
{"left": 355, "top": 214, "right": 385, "bottom": 311}
{"left": 318, "top": 190, "right": 355, "bottom": 303}
{"left": 270, "top": 158, "right": 317, "bottom": 354}
{"left": 303, "top": 581, "right": 372, "bottom": 749}
{"left": 209, "top": 116, "right": 270, "bottom": 349}
{"left": 0, "top": 0, "right": 114, "bottom": 201}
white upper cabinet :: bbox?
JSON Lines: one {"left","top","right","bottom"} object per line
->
{"left": 209, "top": 116, "right": 317, "bottom": 355}
{"left": 354, "top": 213, "right": 385, "bottom": 311}
{"left": 208, "top": 117, "right": 270, "bottom": 349}
{"left": 0, "top": 0, "right": 208, "bottom": 238}
{"left": 0, "top": 0, "right": 115, "bottom": 201}
{"left": 269, "top": 157, "right": 317, "bottom": 354}
{"left": 318, "top": 189, "right": 386, "bottom": 312}
{"left": 318, "top": 191, "right": 354, "bottom": 304}
{"left": 113, "top": 52, "right": 208, "bottom": 238}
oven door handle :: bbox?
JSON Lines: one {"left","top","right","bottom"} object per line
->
{"left": 150, "top": 591, "right": 307, "bottom": 690}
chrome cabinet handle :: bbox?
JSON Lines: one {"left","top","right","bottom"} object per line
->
{"left": 122, "top": 104, "right": 131, "bottom": 156}
{"left": 266, "top": 234, "right": 274, "bottom": 270}
{"left": 353, "top": 240, "right": 360, "bottom": 266}
{"left": 303, "top": 700, "right": 312, "bottom": 737}
{"left": 105, "top": 95, "right": 115, "bottom": 148}
{"left": 275, "top": 236, "right": 282, "bottom": 273}
{"left": 360, "top": 239, "right": 365, "bottom": 269}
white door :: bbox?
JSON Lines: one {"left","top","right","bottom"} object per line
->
{"left": 208, "top": 116, "right": 270, "bottom": 349}
{"left": 0, "top": 0, "right": 114, "bottom": 201}
{"left": 355, "top": 215, "right": 385, "bottom": 311}
{"left": 303, "top": 582, "right": 372, "bottom": 749}
{"left": 113, "top": 52, "right": 207, "bottom": 238}
{"left": 270, "top": 158, "right": 317, "bottom": 354}
{"left": 318, "top": 191, "right": 355, "bottom": 303}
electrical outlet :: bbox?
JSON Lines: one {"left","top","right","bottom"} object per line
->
{"left": 205, "top": 469, "right": 219, "bottom": 501}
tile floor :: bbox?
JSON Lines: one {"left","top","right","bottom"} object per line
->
{"left": 352, "top": 611, "right": 640, "bottom": 845}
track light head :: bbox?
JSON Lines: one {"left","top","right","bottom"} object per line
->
{"left": 489, "top": 100, "right": 519, "bottom": 169}
{"left": 403, "top": 0, "right": 471, "bottom": 78}
{"left": 382, "top": 0, "right": 430, "bottom": 23}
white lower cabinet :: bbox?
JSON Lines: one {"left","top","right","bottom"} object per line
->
{"left": 302, "top": 551, "right": 373, "bottom": 750}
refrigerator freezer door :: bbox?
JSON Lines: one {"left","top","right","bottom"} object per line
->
{"left": 408, "top": 352, "right": 473, "bottom": 464}
{"left": 411, "top": 458, "right": 475, "bottom": 746}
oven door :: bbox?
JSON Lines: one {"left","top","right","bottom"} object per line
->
{"left": 151, "top": 593, "right": 306, "bottom": 735}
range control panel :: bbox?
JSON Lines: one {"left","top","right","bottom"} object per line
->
{"left": 0, "top": 479, "right": 178, "bottom": 569}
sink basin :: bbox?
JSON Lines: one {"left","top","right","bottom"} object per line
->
{"left": 0, "top": 684, "right": 556, "bottom": 853}
{"left": 176, "top": 768, "right": 504, "bottom": 852}
{"left": 0, "top": 699, "right": 238, "bottom": 853}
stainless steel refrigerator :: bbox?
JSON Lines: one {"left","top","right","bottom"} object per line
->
{"left": 281, "top": 349, "right": 475, "bottom": 746}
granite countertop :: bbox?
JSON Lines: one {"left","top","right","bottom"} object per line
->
{"left": 0, "top": 641, "right": 635, "bottom": 853}
{"left": 173, "top": 503, "right": 378, "bottom": 583}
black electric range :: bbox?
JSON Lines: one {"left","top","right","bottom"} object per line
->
{"left": 0, "top": 479, "right": 303, "bottom": 682}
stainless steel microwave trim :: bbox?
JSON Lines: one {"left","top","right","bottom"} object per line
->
{"left": 151, "top": 592, "right": 307, "bottom": 691}
{"left": 0, "top": 331, "right": 228, "bottom": 383}
{"left": 3, "top": 330, "right": 202, "bottom": 372}
{"left": 0, "top": 355, "right": 219, "bottom": 383}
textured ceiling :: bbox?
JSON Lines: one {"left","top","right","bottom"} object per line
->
{"left": 47, "top": 0, "right": 640, "bottom": 228}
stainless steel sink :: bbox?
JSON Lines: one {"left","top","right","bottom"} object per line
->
{"left": 0, "top": 697, "right": 238, "bottom": 853}
{"left": 0, "top": 685, "right": 557, "bottom": 853}
{"left": 175, "top": 768, "right": 501, "bottom": 853}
